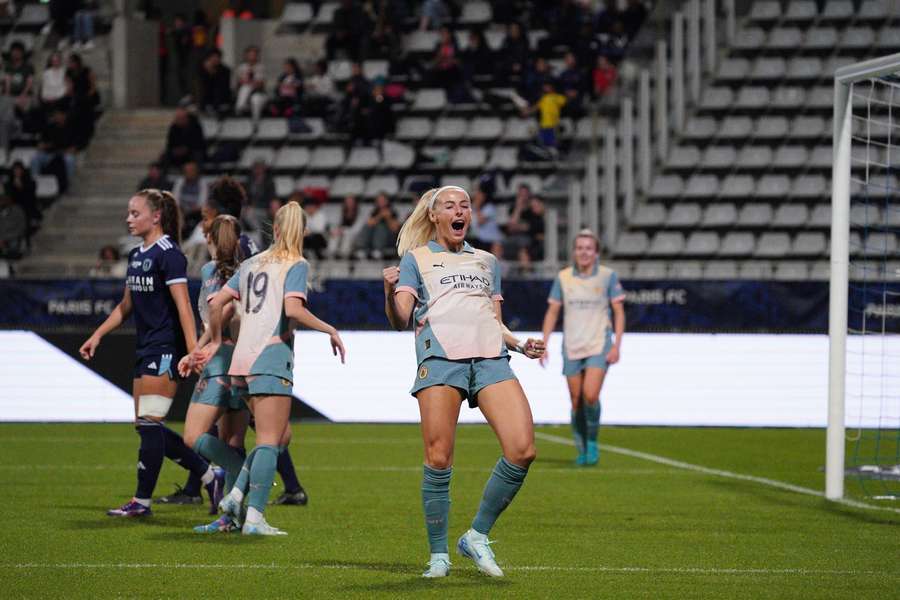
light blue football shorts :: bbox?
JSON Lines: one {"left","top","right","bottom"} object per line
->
{"left": 230, "top": 374, "right": 295, "bottom": 398}
{"left": 190, "top": 375, "right": 247, "bottom": 411}
{"left": 562, "top": 336, "right": 614, "bottom": 376}
{"left": 411, "top": 356, "right": 517, "bottom": 408}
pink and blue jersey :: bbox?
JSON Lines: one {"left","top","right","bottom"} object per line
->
{"left": 548, "top": 263, "right": 625, "bottom": 360}
{"left": 396, "top": 241, "right": 506, "bottom": 364}
{"left": 126, "top": 234, "right": 188, "bottom": 359}
{"left": 224, "top": 254, "right": 308, "bottom": 381}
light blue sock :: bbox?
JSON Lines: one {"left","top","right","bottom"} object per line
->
{"left": 246, "top": 445, "right": 279, "bottom": 512}
{"left": 193, "top": 433, "right": 244, "bottom": 493}
{"left": 571, "top": 407, "right": 586, "bottom": 454}
{"left": 585, "top": 402, "right": 601, "bottom": 443}
{"left": 422, "top": 465, "right": 452, "bottom": 554}
{"left": 232, "top": 446, "right": 259, "bottom": 496}
{"left": 471, "top": 457, "right": 529, "bottom": 535}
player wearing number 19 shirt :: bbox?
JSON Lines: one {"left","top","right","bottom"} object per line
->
{"left": 79, "top": 189, "right": 218, "bottom": 517}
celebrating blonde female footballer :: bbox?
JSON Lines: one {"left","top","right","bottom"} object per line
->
{"left": 383, "top": 186, "right": 544, "bottom": 579}
{"left": 540, "top": 229, "right": 625, "bottom": 466}
{"left": 193, "top": 201, "right": 345, "bottom": 535}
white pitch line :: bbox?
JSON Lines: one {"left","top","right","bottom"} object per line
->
{"left": 534, "top": 431, "right": 900, "bottom": 515}
{"left": 4, "top": 563, "right": 895, "bottom": 577}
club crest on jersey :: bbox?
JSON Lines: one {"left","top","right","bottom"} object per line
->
{"left": 418, "top": 365, "right": 429, "bottom": 379}
{"left": 142, "top": 259, "right": 153, "bottom": 272}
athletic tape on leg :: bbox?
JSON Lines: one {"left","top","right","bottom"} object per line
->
{"left": 137, "top": 394, "right": 173, "bottom": 418}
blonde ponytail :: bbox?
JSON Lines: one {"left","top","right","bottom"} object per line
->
{"left": 260, "top": 201, "right": 306, "bottom": 263}
{"left": 396, "top": 188, "right": 438, "bottom": 256}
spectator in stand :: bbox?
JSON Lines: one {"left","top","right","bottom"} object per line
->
{"left": 66, "top": 53, "right": 99, "bottom": 148}
{"left": 303, "top": 197, "right": 330, "bottom": 259}
{"left": 558, "top": 51, "right": 586, "bottom": 119}
{"left": 162, "top": 106, "right": 206, "bottom": 168}
{"left": 328, "top": 195, "right": 364, "bottom": 258}
{"left": 354, "top": 191, "right": 400, "bottom": 259}
{"left": 518, "top": 57, "right": 554, "bottom": 106}
{"left": 71, "top": 1, "right": 97, "bottom": 52}
{"left": 593, "top": 55, "right": 618, "bottom": 97}
{"left": 339, "top": 62, "right": 371, "bottom": 134}
{"left": 461, "top": 29, "right": 494, "bottom": 81}
{"left": 0, "top": 190, "right": 26, "bottom": 259}
{"left": 171, "top": 160, "right": 207, "bottom": 236}
{"left": 500, "top": 21, "right": 530, "bottom": 85}
{"left": 137, "top": 162, "right": 170, "bottom": 191}
{"left": 600, "top": 20, "right": 630, "bottom": 62}
{"left": 196, "top": 49, "right": 232, "bottom": 117}
{"left": 30, "top": 109, "right": 76, "bottom": 189}
{"left": 234, "top": 45, "right": 267, "bottom": 122}
{"left": 470, "top": 188, "right": 504, "bottom": 258}
{"left": 7, "top": 160, "right": 40, "bottom": 244}
{"left": 622, "top": 0, "right": 649, "bottom": 40}
{"left": 271, "top": 58, "right": 303, "bottom": 117}
{"left": 359, "top": 79, "right": 395, "bottom": 143}
{"left": 506, "top": 189, "right": 546, "bottom": 269}
{"left": 327, "top": 0, "right": 372, "bottom": 61}
{"left": 303, "top": 58, "right": 338, "bottom": 117}
{"left": 420, "top": 0, "right": 450, "bottom": 31}
{"left": 243, "top": 159, "right": 276, "bottom": 243}
{"left": 48, "top": 0, "right": 78, "bottom": 50}
{"left": 540, "top": 0, "right": 584, "bottom": 55}
{"left": 89, "top": 245, "right": 127, "bottom": 278}
{"left": 171, "top": 13, "right": 193, "bottom": 100}
{"left": 2, "top": 42, "right": 34, "bottom": 117}
{"left": 40, "top": 52, "right": 68, "bottom": 113}
{"left": 523, "top": 81, "right": 567, "bottom": 150}
{"left": 428, "top": 25, "right": 462, "bottom": 91}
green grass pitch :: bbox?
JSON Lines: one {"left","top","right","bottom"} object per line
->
{"left": 1, "top": 423, "right": 897, "bottom": 599}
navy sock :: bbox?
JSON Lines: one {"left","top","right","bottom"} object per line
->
{"left": 422, "top": 465, "right": 452, "bottom": 554}
{"left": 161, "top": 425, "right": 209, "bottom": 496}
{"left": 135, "top": 420, "right": 165, "bottom": 500}
{"left": 471, "top": 457, "right": 529, "bottom": 535}
{"left": 233, "top": 445, "right": 247, "bottom": 460}
{"left": 277, "top": 448, "right": 302, "bottom": 494}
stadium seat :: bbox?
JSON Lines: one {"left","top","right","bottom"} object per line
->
{"left": 884, "top": 204, "right": 900, "bottom": 228}
{"left": 274, "top": 146, "right": 310, "bottom": 170}
{"left": 704, "top": 261, "right": 738, "bottom": 279}
{"left": 309, "top": 146, "right": 345, "bottom": 171}
{"left": 668, "top": 203, "right": 702, "bottom": 227}
{"left": 345, "top": 147, "right": 380, "bottom": 171}
{"left": 792, "top": 232, "right": 827, "bottom": 257}
{"left": 503, "top": 118, "right": 536, "bottom": 142}
{"left": 405, "top": 30, "right": 439, "bottom": 53}
{"left": 274, "top": 176, "right": 295, "bottom": 198}
{"left": 850, "top": 261, "right": 879, "bottom": 280}
{"left": 736, "top": 87, "right": 770, "bottom": 111}
{"left": 18, "top": 4, "right": 49, "bottom": 28}
{"left": 682, "top": 116, "right": 718, "bottom": 141}
{"left": 809, "top": 261, "right": 831, "bottom": 279}
{"left": 282, "top": 3, "right": 314, "bottom": 27}
{"left": 218, "top": 118, "right": 254, "bottom": 141}
{"left": 772, "top": 87, "right": 807, "bottom": 111}
{"left": 859, "top": 0, "right": 889, "bottom": 21}
{"left": 630, "top": 203, "right": 667, "bottom": 228}
{"left": 450, "top": 146, "right": 487, "bottom": 170}
{"left": 755, "top": 175, "right": 791, "bottom": 199}
{"left": 739, "top": 261, "right": 772, "bottom": 279}
{"left": 791, "top": 175, "right": 827, "bottom": 200}
{"left": 200, "top": 118, "right": 220, "bottom": 140}
{"left": 754, "top": 233, "right": 791, "bottom": 257}
{"left": 773, "top": 204, "right": 808, "bottom": 228}
{"left": 487, "top": 146, "right": 518, "bottom": 170}
{"left": 396, "top": 117, "right": 432, "bottom": 141}
{"left": 647, "top": 232, "right": 685, "bottom": 256}
{"left": 850, "top": 204, "right": 882, "bottom": 227}
{"left": 717, "top": 58, "right": 751, "bottom": 82}
{"left": 289, "top": 117, "right": 325, "bottom": 141}
{"left": 750, "top": 58, "right": 786, "bottom": 81}
{"left": 749, "top": 1, "right": 781, "bottom": 23}
{"left": 809, "top": 146, "right": 832, "bottom": 169}
{"left": 632, "top": 261, "right": 667, "bottom": 278}
{"left": 667, "top": 146, "right": 701, "bottom": 170}
{"left": 789, "top": 116, "right": 826, "bottom": 140}
{"left": 719, "top": 175, "right": 756, "bottom": 200}
{"left": 669, "top": 261, "right": 704, "bottom": 279}
{"left": 460, "top": 1, "right": 492, "bottom": 25}
{"left": 330, "top": 175, "right": 365, "bottom": 198}
{"left": 614, "top": 232, "right": 649, "bottom": 257}
{"left": 701, "top": 145, "right": 737, "bottom": 171}
{"left": 364, "top": 175, "right": 399, "bottom": 197}
{"left": 773, "top": 146, "right": 809, "bottom": 170}
{"left": 767, "top": 28, "right": 803, "bottom": 51}
{"left": 683, "top": 232, "right": 720, "bottom": 256}
{"left": 702, "top": 203, "right": 738, "bottom": 227}
{"left": 783, "top": 1, "right": 818, "bottom": 22}
{"left": 785, "top": 57, "right": 823, "bottom": 82}
{"left": 411, "top": 89, "right": 448, "bottom": 112}
{"left": 719, "top": 232, "right": 756, "bottom": 256}
{"left": 296, "top": 175, "right": 331, "bottom": 191}
{"left": 699, "top": 87, "right": 733, "bottom": 113}
{"left": 804, "top": 28, "right": 838, "bottom": 52}
{"left": 239, "top": 146, "right": 275, "bottom": 169}
{"left": 255, "top": 119, "right": 288, "bottom": 143}
{"left": 362, "top": 60, "right": 389, "bottom": 81}
{"left": 327, "top": 60, "right": 352, "bottom": 83}
{"left": 738, "top": 203, "right": 774, "bottom": 227}
{"left": 683, "top": 174, "right": 720, "bottom": 199}
{"left": 35, "top": 175, "right": 59, "bottom": 200}
{"left": 466, "top": 117, "right": 504, "bottom": 142}
{"left": 806, "top": 87, "right": 833, "bottom": 111}
{"left": 8, "top": 146, "right": 36, "bottom": 166}
{"left": 862, "top": 233, "right": 897, "bottom": 257}
{"left": 718, "top": 116, "right": 753, "bottom": 140}
{"left": 754, "top": 116, "right": 789, "bottom": 141}
{"left": 809, "top": 204, "right": 832, "bottom": 228}
{"left": 773, "top": 261, "right": 809, "bottom": 280}
{"left": 821, "top": 0, "right": 854, "bottom": 21}
{"left": 733, "top": 27, "right": 767, "bottom": 52}
{"left": 433, "top": 117, "right": 468, "bottom": 142}
{"left": 824, "top": 56, "right": 856, "bottom": 76}
{"left": 876, "top": 27, "right": 900, "bottom": 52}
{"left": 649, "top": 175, "right": 684, "bottom": 200}
{"left": 841, "top": 28, "right": 875, "bottom": 51}
{"left": 314, "top": 2, "right": 339, "bottom": 26}
{"left": 736, "top": 146, "right": 773, "bottom": 171}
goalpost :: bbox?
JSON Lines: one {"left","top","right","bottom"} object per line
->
{"left": 829, "top": 53, "right": 900, "bottom": 501}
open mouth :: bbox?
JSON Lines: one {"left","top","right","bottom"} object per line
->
{"left": 451, "top": 220, "right": 465, "bottom": 232}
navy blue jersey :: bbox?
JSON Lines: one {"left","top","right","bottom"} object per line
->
{"left": 240, "top": 234, "right": 259, "bottom": 259}
{"left": 126, "top": 235, "right": 189, "bottom": 359}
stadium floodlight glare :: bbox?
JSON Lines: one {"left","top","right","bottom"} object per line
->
{"left": 829, "top": 52, "right": 900, "bottom": 501}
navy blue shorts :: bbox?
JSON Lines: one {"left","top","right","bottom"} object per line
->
{"left": 133, "top": 353, "right": 180, "bottom": 380}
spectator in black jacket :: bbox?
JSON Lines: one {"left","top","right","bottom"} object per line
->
{"left": 162, "top": 107, "right": 206, "bottom": 168}
{"left": 7, "top": 161, "right": 40, "bottom": 243}
{"left": 196, "top": 49, "right": 233, "bottom": 116}
{"left": 30, "top": 109, "right": 76, "bottom": 190}
{"left": 137, "top": 162, "right": 170, "bottom": 191}
{"left": 326, "top": 0, "right": 372, "bottom": 61}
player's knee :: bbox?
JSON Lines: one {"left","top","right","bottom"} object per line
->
{"left": 424, "top": 443, "right": 453, "bottom": 470}
{"left": 508, "top": 443, "right": 536, "bottom": 467}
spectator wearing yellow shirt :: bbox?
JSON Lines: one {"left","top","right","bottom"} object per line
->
{"left": 523, "top": 82, "right": 567, "bottom": 149}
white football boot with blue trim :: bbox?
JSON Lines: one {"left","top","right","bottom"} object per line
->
{"left": 456, "top": 529, "right": 503, "bottom": 577}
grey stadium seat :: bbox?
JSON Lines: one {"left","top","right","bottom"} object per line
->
{"left": 702, "top": 203, "right": 738, "bottom": 227}
{"left": 683, "top": 232, "right": 720, "bottom": 256}
{"left": 488, "top": 146, "right": 518, "bottom": 170}
{"left": 719, "top": 175, "right": 756, "bottom": 199}
{"left": 772, "top": 87, "right": 807, "bottom": 110}
{"left": 219, "top": 118, "right": 253, "bottom": 141}
{"left": 791, "top": 175, "right": 828, "bottom": 199}
{"left": 35, "top": 175, "right": 59, "bottom": 200}
{"left": 850, "top": 261, "right": 880, "bottom": 281}
{"left": 309, "top": 146, "right": 345, "bottom": 170}
{"left": 363, "top": 60, "right": 389, "bottom": 81}
{"left": 789, "top": 116, "right": 826, "bottom": 140}
{"left": 809, "top": 146, "right": 832, "bottom": 169}
{"left": 405, "top": 30, "right": 439, "bottom": 53}
{"left": 290, "top": 117, "right": 324, "bottom": 141}
{"left": 859, "top": 0, "right": 889, "bottom": 21}
{"left": 346, "top": 147, "right": 380, "bottom": 170}
{"left": 749, "top": 1, "right": 781, "bottom": 22}
{"left": 739, "top": 261, "right": 772, "bottom": 279}
{"left": 668, "top": 203, "right": 702, "bottom": 227}
{"left": 824, "top": 56, "right": 856, "bottom": 76}
{"left": 632, "top": 261, "right": 668, "bottom": 279}
{"left": 807, "top": 87, "right": 833, "bottom": 110}
{"left": 717, "top": 58, "right": 751, "bottom": 81}
{"left": 467, "top": 117, "right": 503, "bottom": 141}
{"left": 433, "top": 117, "right": 468, "bottom": 141}
{"left": 862, "top": 233, "right": 897, "bottom": 257}
{"left": 809, "top": 204, "right": 832, "bottom": 228}
{"left": 315, "top": 2, "right": 339, "bottom": 26}
{"left": 877, "top": 28, "right": 900, "bottom": 52}
{"left": 669, "top": 262, "right": 704, "bottom": 279}
{"left": 450, "top": 146, "right": 488, "bottom": 169}
{"left": 411, "top": 89, "right": 447, "bottom": 112}
{"left": 792, "top": 232, "right": 827, "bottom": 257}
{"left": 699, "top": 88, "right": 734, "bottom": 112}
{"left": 283, "top": 3, "right": 314, "bottom": 26}
{"left": 850, "top": 204, "right": 882, "bottom": 227}
{"left": 751, "top": 58, "right": 786, "bottom": 81}
{"left": 274, "top": 176, "right": 295, "bottom": 198}
{"left": 614, "top": 232, "right": 650, "bottom": 257}
{"left": 296, "top": 175, "right": 332, "bottom": 191}
{"left": 630, "top": 203, "right": 667, "bottom": 227}
{"left": 683, "top": 174, "right": 720, "bottom": 199}
{"left": 18, "top": 4, "right": 49, "bottom": 27}
{"left": 810, "top": 262, "right": 831, "bottom": 280}
{"left": 667, "top": 146, "right": 701, "bottom": 170}
{"left": 767, "top": 28, "right": 804, "bottom": 51}
{"left": 842, "top": 28, "right": 875, "bottom": 50}
{"left": 704, "top": 261, "right": 738, "bottom": 279}
{"left": 701, "top": 146, "right": 736, "bottom": 170}
{"left": 773, "top": 204, "right": 809, "bottom": 228}
{"left": 647, "top": 232, "right": 685, "bottom": 256}
{"left": 364, "top": 175, "right": 400, "bottom": 197}
{"left": 396, "top": 117, "right": 433, "bottom": 141}
{"left": 329, "top": 175, "right": 365, "bottom": 198}
{"left": 773, "top": 146, "right": 809, "bottom": 170}
{"left": 719, "top": 232, "right": 756, "bottom": 257}
{"left": 755, "top": 175, "right": 791, "bottom": 199}
{"left": 804, "top": 28, "right": 839, "bottom": 52}
{"left": 738, "top": 203, "right": 774, "bottom": 227}
{"left": 884, "top": 204, "right": 900, "bottom": 228}
{"left": 755, "top": 232, "right": 791, "bottom": 257}
{"left": 504, "top": 118, "right": 535, "bottom": 142}
{"left": 736, "top": 146, "right": 773, "bottom": 170}
{"left": 821, "top": 0, "right": 854, "bottom": 21}
{"left": 274, "top": 146, "right": 310, "bottom": 170}
{"left": 755, "top": 116, "right": 789, "bottom": 141}
{"left": 786, "top": 57, "right": 823, "bottom": 82}
{"left": 683, "top": 116, "right": 718, "bottom": 141}
{"left": 649, "top": 175, "right": 684, "bottom": 200}
{"left": 200, "top": 118, "right": 220, "bottom": 140}
{"left": 460, "top": 1, "right": 492, "bottom": 25}
{"left": 255, "top": 119, "right": 288, "bottom": 142}
{"left": 718, "top": 116, "right": 753, "bottom": 140}
{"left": 774, "top": 262, "right": 810, "bottom": 281}
{"left": 784, "top": 1, "right": 817, "bottom": 22}
{"left": 734, "top": 27, "right": 767, "bottom": 52}
{"left": 736, "top": 87, "right": 770, "bottom": 110}
{"left": 239, "top": 147, "right": 275, "bottom": 169}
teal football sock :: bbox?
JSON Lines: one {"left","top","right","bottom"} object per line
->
{"left": 471, "top": 457, "right": 529, "bottom": 535}
{"left": 246, "top": 444, "right": 279, "bottom": 512}
{"left": 193, "top": 433, "right": 244, "bottom": 493}
{"left": 232, "top": 446, "right": 259, "bottom": 496}
{"left": 571, "top": 405, "right": 587, "bottom": 453}
{"left": 422, "top": 465, "right": 452, "bottom": 554}
{"left": 585, "top": 402, "right": 601, "bottom": 443}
